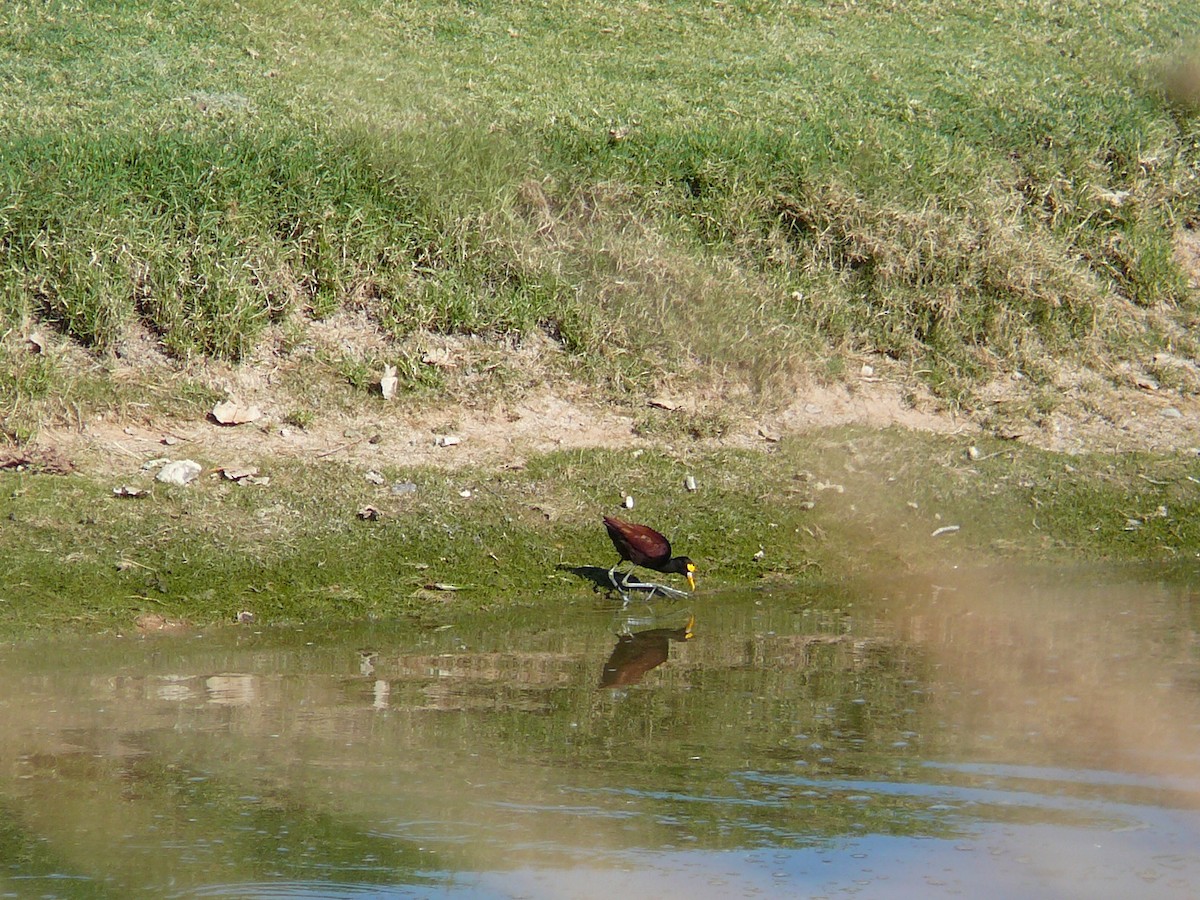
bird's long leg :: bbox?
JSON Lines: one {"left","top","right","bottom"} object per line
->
{"left": 648, "top": 583, "right": 689, "bottom": 600}
{"left": 609, "top": 562, "right": 632, "bottom": 603}
{"left": 611, "top": 564, "right": 689, "bottom": 602}
{"left": 608, "top": 562, "right": 623, "bottom": 591}
{"left": 624, "top": 574, "right": 689, "bottom": 601}
{"left": 617, "top": 569, "right": 657, "bottom": 590}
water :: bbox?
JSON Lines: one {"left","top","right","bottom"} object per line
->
{"left": 1, "top": 564, "right": 1199, "bottom": 898}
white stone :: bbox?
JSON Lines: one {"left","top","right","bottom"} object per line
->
{"left": 156, "top": 460, "right": 202, "bottom": 486}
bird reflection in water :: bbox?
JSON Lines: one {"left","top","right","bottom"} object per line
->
{"left": 599, "top": 612, "right": 695, "bottom": 688}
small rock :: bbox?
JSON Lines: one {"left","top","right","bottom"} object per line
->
{"left": 162, "top": 436, "right": 179, "bottom": 446}
{"left": 1162, "top": 407, "right": 1183, "bottom": 419}
{"left": 436, "top": 435, "right": 462, "bottom": 447}
{"left": 365, "top": 470, "right": 385, "bottom": 485}
{"left": 758, "top": 426, "right": 781, "bottom": 443}
{"left": 623, "top": 494, "right": 634, "bottom": 509}
{"left": 421, "top": 348, "right": 455, "bottom": 368}
{"left": 685, "top": 474, "right": 697, "bottom": 492}
{"left": 211, "top": 399, "right": 263, "bottom": 425}
{"left": 459, "top": 489, "right": 472, "bottom": 498}
{"left": 113, "top": 486, "right": 148, "bottom": 498}
{"left": 861, "top": 363, "right": 875, "bottom": 378}
{"left": 220, "top": 465, "right": 260, "bottom": 481}
{"left": 156, "top": 460, "right": 202, "bottom": 486}
{"left": 357, "top": 506, "right": 382, "bottom": 521}
{"left": 379, "top": 365, "right": 399, "bottom": 400}
{"left": 236, "top": 610, "right": 256, "bottom": 624}
{"left": 967, "top": 445, "right": 981, "bottom": 460}
{"left": 392, "top": 481, "right": 418, "bottom": 495}
{"left": 1093, "top": 186, "right": 1131, "bottom": 207}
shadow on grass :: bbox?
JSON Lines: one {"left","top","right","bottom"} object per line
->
{"left": 558, "top": 564, "right": 618, "bottom": 595}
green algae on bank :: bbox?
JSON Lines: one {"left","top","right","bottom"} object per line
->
{"left": 2, "top": 427, "right": 1199, "bottom": 638}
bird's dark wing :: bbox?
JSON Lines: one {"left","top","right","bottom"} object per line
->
{"left": 614, "top": 520, "right": 671, "bottom": 559}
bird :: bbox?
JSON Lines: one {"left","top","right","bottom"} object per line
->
{"left": 603, "top": 515, "right": 696, "bottom": 601}
{"left": 599, "top": 616, "right": 695, "bottom": 688}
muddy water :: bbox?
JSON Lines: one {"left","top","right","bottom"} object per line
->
{"left": 1, "top": 565, "right": 1199, "bottom": 899}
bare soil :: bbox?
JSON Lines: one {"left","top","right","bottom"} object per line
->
{"left": 37, "top": 360, "right": 1200, "bottom": 480}
{"left": 24, "top": 229, "right": 1200, "bottom": 473}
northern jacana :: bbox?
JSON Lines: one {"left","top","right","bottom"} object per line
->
{"left": 603, "top": 515, "right": 697, "bottom": 600}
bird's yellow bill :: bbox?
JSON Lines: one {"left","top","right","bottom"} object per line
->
{"left": 686, "top": 564, "right": 697, "bottom": 591}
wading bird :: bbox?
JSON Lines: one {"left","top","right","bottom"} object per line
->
{"left": 603, "top": 515, "right": 696, "bottom": 601}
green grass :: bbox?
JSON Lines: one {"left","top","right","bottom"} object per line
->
{"left": 2, "top": 429, "right": 1198, "bottom": 636}
{"left": 2, "top": 0, "right": 1198, "bottom": 422}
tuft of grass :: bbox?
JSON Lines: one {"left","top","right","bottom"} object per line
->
{"left": 281, "top": 408, "right": 314, "bottom": 430}
{"left": 633, "top": 408, "right": 732, "bottom": 441}
{"left": 0, "top": 330, "right": 223, "bottom": 444}
{"left": 0, "top": 343, "right": 54, "bottom": 442}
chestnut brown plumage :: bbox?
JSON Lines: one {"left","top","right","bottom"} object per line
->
{"left": 603, "top": 515, "right": 696, "bottom": 599}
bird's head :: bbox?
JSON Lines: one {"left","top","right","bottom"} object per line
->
{"left": 676, "top": 557, "right": 697, "bottom": 591}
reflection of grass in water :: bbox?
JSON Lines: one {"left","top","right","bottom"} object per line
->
{"left": 1, "top": 755, "right": 441, "bottom": 894}
{"left": 1, "top": 572, "right": 1197, "bottom": 890}
{"left": 736, "top": 769, "right": 1146, "bottom": 835}
{"left": 0, "top": 592, "right": 944, "bottom": 888}
{"left": 0, "top": 797, "right": 101, "bottom": 896}
{"left": 571, "top": 780, "right": 967, "bottom": 848}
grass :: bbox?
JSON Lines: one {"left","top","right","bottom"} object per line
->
{"left": 2, "top": 429, "right": 1198, "bottom": 637}
{"left": 1, "top": 0, "right": 1198, "bottom": 429}
{"left": 1, "top": 2, "right": 1200, "bottom": 634}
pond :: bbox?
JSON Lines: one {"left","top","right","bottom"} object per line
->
{"left": 2, "top": 564, "right": 1199, "bottom": 899}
